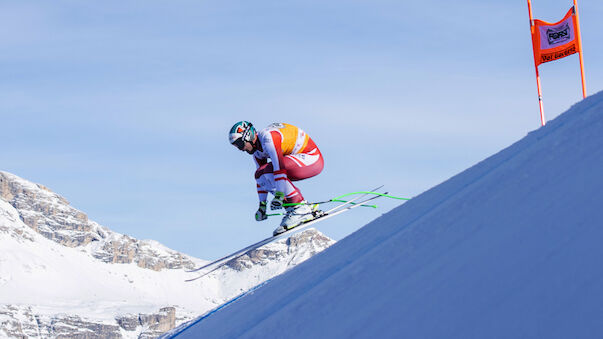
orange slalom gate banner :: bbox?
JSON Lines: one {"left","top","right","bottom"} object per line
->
{"left": 531, "top": 7, "right": 581, "bottom": 66}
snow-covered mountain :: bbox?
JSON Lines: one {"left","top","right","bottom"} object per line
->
{"left": 1, "top": 171, "right": 200, "bottom": 270}
{"left": 168, "top": 92, "right": 603, "bottom": 339}
{"left": 0, "top": 171, "right": 334, "bottom": 338}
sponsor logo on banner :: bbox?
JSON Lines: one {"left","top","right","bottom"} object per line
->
{"left": 546, "top": 23, "right": 571, "bottom": 46}
{"left": 539, "top": 16, "right": 575, "bottom": 50}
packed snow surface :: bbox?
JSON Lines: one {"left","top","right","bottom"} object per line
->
{"left": 171, "top": 91, "right": 603, "bottom": 338}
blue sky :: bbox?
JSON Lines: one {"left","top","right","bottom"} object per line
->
{"left": 2, "top": 0, "right": 602, "bottom": 260}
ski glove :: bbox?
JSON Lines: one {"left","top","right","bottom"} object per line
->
{"left": 255, "top": 201, "right": 268, "bottom": 221}
{"left": 270, "top": 191, "right": 285, "bottom": 210}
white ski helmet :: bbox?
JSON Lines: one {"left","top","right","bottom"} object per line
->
{"left": 228, "top": 121, "right": 256, "bottom": 149}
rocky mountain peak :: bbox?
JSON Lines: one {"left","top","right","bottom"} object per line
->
{"left": 0, "top": 171, "right": 196, "bottom": 271}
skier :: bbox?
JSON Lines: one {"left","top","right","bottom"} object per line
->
{"left": 228, "top": 121, "right": 324, "bottom": 235}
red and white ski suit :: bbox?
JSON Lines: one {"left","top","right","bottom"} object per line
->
{"left": 253, "top": 123, "right": 324, "bottom": 204}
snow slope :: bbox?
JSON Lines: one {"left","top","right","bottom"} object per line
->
{"left": 169, "top": 91, "right": 603, "bottom": 338}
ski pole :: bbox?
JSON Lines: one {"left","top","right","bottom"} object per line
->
{"left": 282, "top": 191, "right": 410, "bottom": 208}
{"left": 266, "top": 201, "right": 379, "bottom": 217}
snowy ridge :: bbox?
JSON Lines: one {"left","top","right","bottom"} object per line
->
{"left": 0, "top": 172, "right": 335, "bottom": 338}
{"left": 171, "top": 92, "right": 603, "bottom": 338}
{"left": 0, "top": 171, "right": 201, "bottom": 271}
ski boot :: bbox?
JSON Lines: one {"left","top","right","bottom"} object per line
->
{"left": 273, "top": 201, "right": 322, "bottom": 236}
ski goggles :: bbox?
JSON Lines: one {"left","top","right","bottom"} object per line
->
{"left": 232, "top": 138, "right": 245, "bottom": 150}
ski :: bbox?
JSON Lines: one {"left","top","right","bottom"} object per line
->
{"left": 185, "top": 187, "right": 385, "bottom": 282}
{"left": 185, "top": 185, "right": 382, "bottom": 275}
{"left": 187, "top": 185, "right": 383, "bottom": 273}
{"left": 185, "top": 193, "right": 384, "bottom": 282}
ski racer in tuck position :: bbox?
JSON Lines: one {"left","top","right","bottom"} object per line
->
{"left": 229, "top": 121, "right": 324, "bottom": 235}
